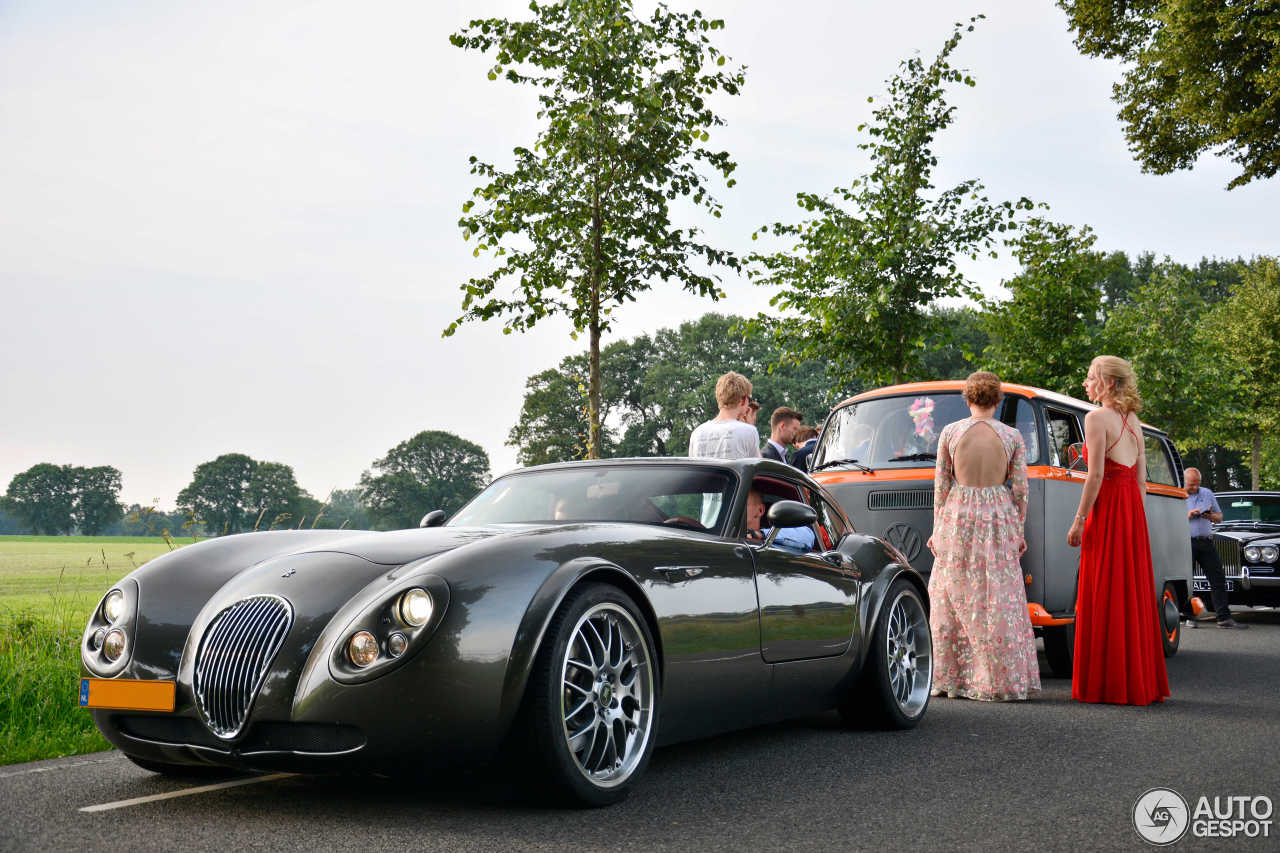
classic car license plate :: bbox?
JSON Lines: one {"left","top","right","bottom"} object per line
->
{"left": 79, "top": 678, "right": 176, "bottom": 712}
{"left": 1192, "top": 579, "right": 1234, "bottom": 592}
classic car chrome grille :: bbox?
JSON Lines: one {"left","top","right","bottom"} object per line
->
{"left": 193, "top": 595, "right": 292, "bottom": 738}
{"left": 868, "top": 489, "right": 933, "bottom": 510}
{"left": 1211, "top": 537, "right": 1243, "bottom": 579}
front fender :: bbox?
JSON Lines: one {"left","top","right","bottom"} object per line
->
{"left": 495, "top": 557, "right": 657, "bottom": 737}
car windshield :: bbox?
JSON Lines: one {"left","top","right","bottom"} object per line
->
{"left": 812, "top": 392, "right": 970, "bottom": 470}
{"left": 1220, "top": 495, "right": 1280, "bottom": 524}
{"left": 448, "top": 465, "right": 737, "bottom": 534}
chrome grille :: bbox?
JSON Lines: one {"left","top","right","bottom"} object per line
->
{"left": 1213, "top": 537, "right": 1243, "bottom": 579}
{"left": 193, "top": 595, "right": 292, "bottom": 738}
{"left": 868, "top": 489, "right": 933, "bottom": 510}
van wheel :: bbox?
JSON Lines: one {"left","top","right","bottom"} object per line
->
{"left": 1160, "top": 583, "right": 1181, "bottom": 658}
{"left": 1043, "top": 622, "right": 1074, "bottom": 678}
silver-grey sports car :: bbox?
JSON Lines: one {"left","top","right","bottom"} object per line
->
{"left": 79, "top": 458, "right": 933, "bottom": 806}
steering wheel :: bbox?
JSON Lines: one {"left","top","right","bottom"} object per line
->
{"left": 662, "top": 516, "right": 705, "bottom": 531}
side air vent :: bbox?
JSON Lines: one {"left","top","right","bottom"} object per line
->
{"left": 868, "top": 490, "right": 934, "bottom": 511}
{"left": 193, "top": 595, "right": 292, "bottom": 739}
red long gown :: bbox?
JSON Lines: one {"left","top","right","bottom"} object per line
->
{"left": 1072, "top": 435, "right": 1170, "bottom": 705}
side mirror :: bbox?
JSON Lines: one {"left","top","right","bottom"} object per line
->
{"left": 766, "top": 500, "right": 817, "bottom": 529}
{"left": 419, "top": 510, "right": 446, "bottom": 528}
{"left": 1066, "top": 442, "right": 1087, "bottom": 472}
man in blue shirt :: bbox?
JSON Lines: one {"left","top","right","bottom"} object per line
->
{"left": 1186, "top": 467, "right": 1248, "bottom": 629}
{"left": 744, "top": 488, "right": 817, "bottom": 553}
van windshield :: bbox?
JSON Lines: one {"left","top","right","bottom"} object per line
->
{"left": 812, "top": 392, "right": 971, "bottom": 470}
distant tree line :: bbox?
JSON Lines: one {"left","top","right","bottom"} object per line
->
{"left": 2, "top": 432, "right": 491, "bottom": 537}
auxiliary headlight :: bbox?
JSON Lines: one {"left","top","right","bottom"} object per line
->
{"left": 347, "top": 631, "right": 379, "bottom": 667}
{"left": 102, "top": 590, "right": 125, "bottom": 623}
{"left": 398, "top": 588, "right": 433, "bottom": 627}
{"left": 1244, "top": 545, "right": 1262, "bottom": 563}
{"left": 1260, "top": 545, "right": 1278, "bottom": 563}
{"left": 102, "top": 628, "right": 127, "bottom": 662}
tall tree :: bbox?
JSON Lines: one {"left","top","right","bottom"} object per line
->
{"left": 981, "top": 219, "right": 1105, "bottom": 396}
{"left": 447, "top": 0, "right": 745, "bottom": 458}
{"left": 176, "top": 453, "right": 308, "bottom": 535}
{"left": 3, "top": 463, "right": 76, "bottom": 535}
{"left": 747, "top": 17, "right": 1030, "bottom": 389}
{"left": 71, "top": 465, "right": 124, "bottom": 536}
{"left": 1201, "top": 258, "right": 1280, "bottom": 488}
{"left": 918, "top": 304, "right": 989, "bottom": 380}
{"left": 1058, "top": 1, "right": 1280, "bottom": 189}
{"left": 360, "top": 431, "right": 491, "bottom": 529}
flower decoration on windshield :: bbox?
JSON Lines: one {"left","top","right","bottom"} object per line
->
{"left": 909, "top": 397, "right": 936, "bottom": 441}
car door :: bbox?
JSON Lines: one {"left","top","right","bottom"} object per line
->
{"left": 748, "top": 475, "right": 861, "bottom": 663}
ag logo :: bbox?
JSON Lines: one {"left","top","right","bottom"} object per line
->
{"left": 1133, "top": 787, "right": 1189, "bottom": 845}
{"left": 883, "top": 522, "right": 922, "bottom": 562}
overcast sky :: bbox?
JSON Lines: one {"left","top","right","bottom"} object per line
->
{"left": 3, "top": 1, "right": 1278, "bottom": 509}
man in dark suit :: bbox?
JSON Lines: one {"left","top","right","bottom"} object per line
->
{"left": 762, "top": 407, "right": 802, "bottom": 464}
{"left": 789, "top": 425, "right": 819, "bottom": 470}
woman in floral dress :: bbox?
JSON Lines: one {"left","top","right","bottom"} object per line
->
{"left": 926, "top": 372, "right": 1040, "bottom": 701}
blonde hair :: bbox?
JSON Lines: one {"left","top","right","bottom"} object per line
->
{"left": 1091, "top": 356, "right": 1143, "bottom": 415}
{"left": 714, "top": 371, "right": 752, "bottom": 409}
{"left": 963, "top": 371, "right": 1002, "bottom": 408}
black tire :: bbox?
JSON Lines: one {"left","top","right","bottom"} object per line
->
{"left": 525, "top": 582, "right": 659, "bottom": 807}
{"left": 1160, "top": 582, "right": 1181, "bottom": 658}
{"left": 839, "top": 578, "right": 931, "bottom": 730}
{"left": 1043, "top": 622, "right": 1075, "bottom": 678}
{"left": 124, "top": 754, "right": 241, "bottom": 778}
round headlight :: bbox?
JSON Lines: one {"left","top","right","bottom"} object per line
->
{"left": 89, "top": 627, "right": 107, "bottom": 651}
{"left": 347, "top": 631, "right": 379, "bottom": 667}
{"left": 387, "top": 632, "right": 408, "bottom": 657}
{"left": 398, "top": 588, "right": 433, "bottom": 627}
{"left": 102, "top": 590, "right": 125, "bottom": 623}
{"left": 1244, "top": 545, "right": 1262, "bottom": 563}
{"left": 102, "top": 628, "right": 127, "bottom": 662}
{"left": 1260, "top": 545, "right": 1279, "bottom": 563}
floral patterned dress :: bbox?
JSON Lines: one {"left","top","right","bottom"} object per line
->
{"left": 929, "top": 417, "right": 1040, "bottom": 700}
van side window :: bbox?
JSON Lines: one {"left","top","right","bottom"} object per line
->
{"left": 1144, "top": 434, "right": 1177, "bottom": 485}
{"left": 1005, "top": 397, "right": 1041, "bottom": 464}
{"left": 1045, "top": 408, "right": 1082, "bottom": 468}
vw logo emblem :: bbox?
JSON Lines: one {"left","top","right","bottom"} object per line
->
{"left": 884, "top": 522, "right": 922, "bottom": 562}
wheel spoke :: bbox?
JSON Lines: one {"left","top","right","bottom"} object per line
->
{"left": 565, "top": 696, "right": 592, "bottom": 721}
{"left": 566, "top": 657, "right": 593, "bottom": 675}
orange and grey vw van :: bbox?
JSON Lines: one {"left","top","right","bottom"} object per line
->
{"left": 808, "top": 381, "right": 1193, "bottom": 676}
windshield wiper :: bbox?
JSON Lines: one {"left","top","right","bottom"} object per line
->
{"left": 811, "top": 458, "right": 873, "bottom": 473}
{"left": 888, "top": 452, "right": 937, "bottom": 462}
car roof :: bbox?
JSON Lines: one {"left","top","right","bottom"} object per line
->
{"left": 833, "top": 380, "right": 1167, "bottom": 435}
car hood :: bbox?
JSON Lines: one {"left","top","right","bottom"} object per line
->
{"left": 302, "top": 525, "right": 528, "bottom": 565}
{"left": 1212, "top": 523, "right": 1280, "bottom": 545}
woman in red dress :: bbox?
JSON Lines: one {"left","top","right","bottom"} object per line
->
{"left": 1066, "top": 356, "right": 1170, "bottom": 705}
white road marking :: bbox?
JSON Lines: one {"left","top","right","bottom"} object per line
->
{"left": 79, "top": 773, "right": 294, "bottom": 812}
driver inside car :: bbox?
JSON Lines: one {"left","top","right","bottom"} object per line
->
{"left": 744, "top": 488, "right": 817, "bottom": 553}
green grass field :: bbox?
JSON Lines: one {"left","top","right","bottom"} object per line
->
{"left": 0, "top": 535, "right": 200, "bottom": 766}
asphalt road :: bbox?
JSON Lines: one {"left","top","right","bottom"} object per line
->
{"left": 4, "top": 611, "right": 1278, "bottom": 853}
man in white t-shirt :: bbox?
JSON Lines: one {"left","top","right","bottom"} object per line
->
{"left": 687, "top": 371, "right": 761, "bottom": 460}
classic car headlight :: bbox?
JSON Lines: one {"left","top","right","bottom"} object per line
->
{"left": 1258, "top": 545, "right": 1278, "bottom": 563}
{"left": 82, "top": 581, "right": 139, "bottom": 676}
{"left": 1244, "top": 545, "right": 1262, "bottom": 563}
{"left": 347, "top": 631, "right": 379, "bottom": 667}
{"left": 102, "top": 590, "right": 125, "bottom": 623}
{"left": 102, "top": 629, "right": 127, "bottom": 662}
{"left": 398, "top": 588, "right": 433, "bottom": 627}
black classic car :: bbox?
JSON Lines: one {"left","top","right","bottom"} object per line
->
{"left": 80, "top": 458, "right": 932, "bottom": 806}
{"left": 1199, "top": 491, "right": 1280, "bottom": 608}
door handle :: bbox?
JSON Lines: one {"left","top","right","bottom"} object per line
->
{"left": 655, "top": 565, "right": 706, "bottom": 581}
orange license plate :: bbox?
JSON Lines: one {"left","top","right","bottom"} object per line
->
{"left": 79, "top": 678, "right": 176, "bottom": 712}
